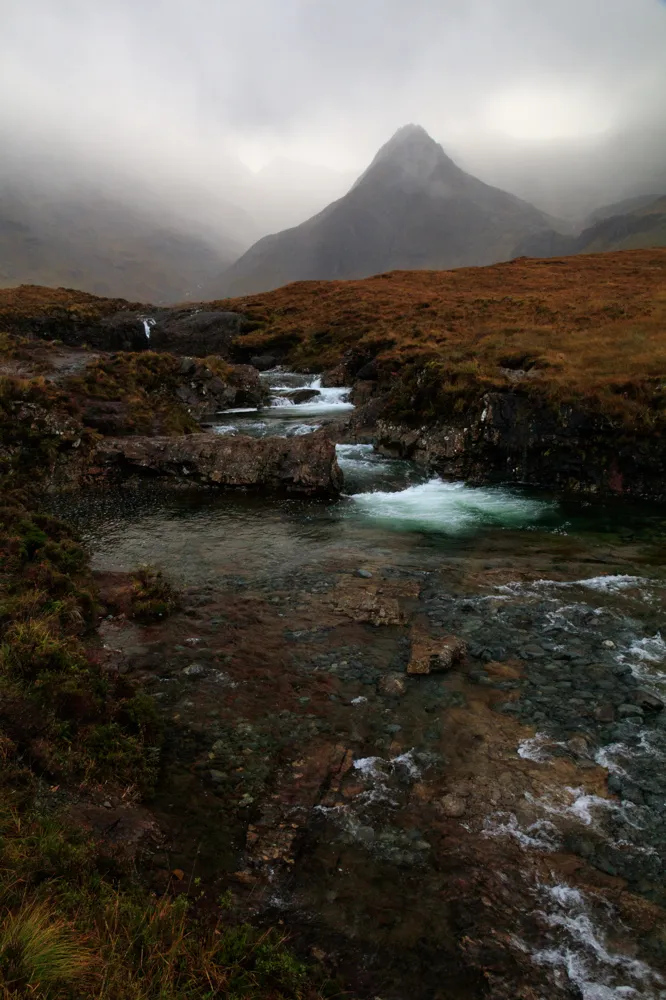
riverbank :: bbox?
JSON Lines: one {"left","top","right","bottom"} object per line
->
{"left": 39, "top": 367, "right": 666, "bottom": 999}
{"left": 224, "top": 250, "right": 666, "bottom": 498}
{"left": 3, "top": 261, "right": 666, "bottom": 997}
{"left": 0, "top": 337, "right": 340, "bottom": 997}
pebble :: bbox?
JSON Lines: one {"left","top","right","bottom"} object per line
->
{"left": 379, "top": 673, "right": 407, "bottom": 697}
{"left": 182, "top": 663, "right": 205, "bottom": 677}
{"left": 356, "top": 569, "right": 373, "bottom": 578}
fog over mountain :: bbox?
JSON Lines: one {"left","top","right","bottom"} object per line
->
{"left": 214, "top": 125, "right": 558, "bottom": 296}
{"left": 2, "top": 0, "right": 666, "bottom": 299}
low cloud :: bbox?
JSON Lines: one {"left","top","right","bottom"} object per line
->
{"left": 2, "top": 0, "right": 666, "bottom": 235}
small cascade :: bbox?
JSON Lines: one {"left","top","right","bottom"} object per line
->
{"left": 268, "top": 375, "right": 354, "bottom": 415}
{"left": 141, "top": 317, "right": 156, "bottom": 341}
{"left": 213, "top": 369, "right": 354, "bottom": 437}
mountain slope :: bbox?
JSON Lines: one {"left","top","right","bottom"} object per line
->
{"left": 515, "top": 194, "right": 666, "bottom": 259}
{"left": 0, "top": 176, "right": 242, "bottom": 304}
{"left": 211, "top": 125, "right": 554, "bottom": 297}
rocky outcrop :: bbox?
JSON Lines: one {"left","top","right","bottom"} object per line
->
{"left": 93, "top": 432, "right": 343, "bottom": 495}
{"left": 98, "top": 309, "right": 249, "bottom": 356}
{"left": 173, "top": 358, "right": 267, "bottom": 417}
{"left": 370, "top": 391, "right": 666, "bottom": 499}
{"left": 14, "top": 301, "right": 251, "bottom": 358}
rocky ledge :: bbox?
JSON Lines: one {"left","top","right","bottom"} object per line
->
{"left": 93, "top": 432, "right": 343, "bottom": 495}
{"left": 367, "top": 388, "right": 666, "bottom": 498}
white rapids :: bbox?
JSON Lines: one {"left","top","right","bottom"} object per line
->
{"left": 347, "top": 477, "right": 553, "bottom": 534}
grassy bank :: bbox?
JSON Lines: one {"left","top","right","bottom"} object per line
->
{"left": 0, "top": 332, "right": 332, "bottom": 998}
{"left": 224, "top": 249, "right": 666, "bottom": 428}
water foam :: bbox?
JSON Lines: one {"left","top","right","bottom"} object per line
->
{"left": 532, "top": 883, "right": 662, "bottom": 999}
{"left": 518, "top": 732, "right": 568, "bottom": 763}
{"left": 269, "top": 377, "right": 354, "bottom": 415}
{"left": 349, "top": 479, "right": 552, "bottom": 534}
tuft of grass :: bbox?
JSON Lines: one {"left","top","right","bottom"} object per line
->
{"left": 128, "top": 565, "right": 180, "bottom": 622}
{"left": 0, "top": 901, "right": 96, "bottom": 998}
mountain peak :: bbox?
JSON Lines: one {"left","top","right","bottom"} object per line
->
{"left": 214, "top": 123, "right": 552, "bottom": 296}
{"left": 361, "top": 123, "right": 458, "bottom": 187}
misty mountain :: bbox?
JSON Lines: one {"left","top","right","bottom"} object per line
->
{"left": 247, "top": 159, "right": 356, "bottom": 234}
{"left": 0, "top": 167, "right": 245, "bottom": 304}
{"left": 210, "top": 125, "right": 556, "bottom": 297}
{"left": 514, "top": 194, "right": 666, "bottom": 259}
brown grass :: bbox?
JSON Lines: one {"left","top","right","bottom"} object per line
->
{"left": 218, "top": 250, "right": 666, "bottom": 402}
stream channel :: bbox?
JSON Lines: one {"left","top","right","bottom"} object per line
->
{"left": 48, "top": 371, "right": 666, "bottom": 999}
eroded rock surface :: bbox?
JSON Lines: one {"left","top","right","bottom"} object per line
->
{"left": 94, "top": 432, "right": 343, "bottom": 494}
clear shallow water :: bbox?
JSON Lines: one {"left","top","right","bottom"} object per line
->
{"left": 43, "top": 369, "right": 666, "bottom": 1000}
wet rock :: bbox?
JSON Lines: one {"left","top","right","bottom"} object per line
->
{"left": 593, "top": 704, "right": 616, "bottom": 723}
{"left": 208, "top": 769, "right": 226, "bottom": 785}
{"left": 94, "top": 432, "right": 343, "bottom": 495}
{"left": 250, "top": 353, "right": 282, "bottom": 371}
{"left": 608, "top": 774, "right": 623, "bottom": 794}
{"left": 632, "top": 689, "right": 664, "bottom": 713}
{"left": 378, "top": 673, "right": 407, "bottom": 696}
{"left": 617, "top": 704, "right": 645, "bottom": 719}
{"left": 439, "top": 794, "right": 467, "bottom": 818}
{"left": 356, "top": 569, "right": 373, "bottom": 579}
{"left": 173, "top": 361, "right": 268, "bottom": 415}
{"left": 333, "top": 587, "right": 406, "bottom": 626}
{"left": 408, "top": 635, "right": 467, "bottom": 676}
{"left": 283, "top": 388, "right": 320, "bottom": 404}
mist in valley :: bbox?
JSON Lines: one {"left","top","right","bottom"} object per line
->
{"left": 2, "top": 0, "right": 665, "bottom": 298}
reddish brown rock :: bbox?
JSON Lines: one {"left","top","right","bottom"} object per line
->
{"left": 93, "top": 431, "right": 343, "bottom": 495}
{"left": 408, "top": 633, "right": 467, "bottom": 675}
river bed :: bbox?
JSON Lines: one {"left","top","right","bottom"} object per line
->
{"left": 45, "top": 372, "right": 666, "bottom": 999}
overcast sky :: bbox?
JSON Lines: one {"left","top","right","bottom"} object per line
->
{"left": 3, "top": 0, "right": 666, "bottom": 231}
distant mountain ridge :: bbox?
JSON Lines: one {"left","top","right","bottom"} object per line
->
{"left": 210, "top": 124, "right": 556, "bottom": 297}
{"left": 514, "top": 194, "right": 666, "bottom": 260}
{"left": 0, "top": 172, "right": 242, "bottom": 304}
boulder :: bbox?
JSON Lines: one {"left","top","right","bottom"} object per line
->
{"left": 174, "top": 361, "right": 267, "bottom": 416}
{"left": 93, "top": 432, "right": 343, "bottom": 495}
{"left": 408, "top": 634, "right": 467, "bottom": 675}
{"left": 283, "top": 388, "right": 320, "bottom": 404}
{"left": 250, "top": 354, "right": 283, "bottom": 371}
{"left": 632, "top": 688, "right": 664, "bottom": 713}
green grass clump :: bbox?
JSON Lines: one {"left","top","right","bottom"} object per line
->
{"left": 129, "top": 566, "right": 180, "bottom": 622}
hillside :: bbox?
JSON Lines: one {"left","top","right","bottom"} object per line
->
{"left": 222, "top": 249, "right": 665, "bottom": 397}
{"left": 212, "top": 125, "right": 554, "bottom": 297}
{"left": 0, "top": 177, "right": 240, "bottom": 304}
{"left": 515, "top": 195, "right": 666, "bottom": 259}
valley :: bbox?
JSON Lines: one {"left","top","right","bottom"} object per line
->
{"left": 2, "top": 250, "right": 666, "bottom": 996}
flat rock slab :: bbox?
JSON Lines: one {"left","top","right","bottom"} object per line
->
{"left": 95, "top": 432, "right": 343, "bottom": 495}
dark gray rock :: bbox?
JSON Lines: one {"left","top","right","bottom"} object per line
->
{"left": 94, "top": 432, "right": 344, "bottom": 495}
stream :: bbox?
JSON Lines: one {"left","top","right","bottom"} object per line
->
{"left": 47, "top": 371, "right": 666, "bottom": 999}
